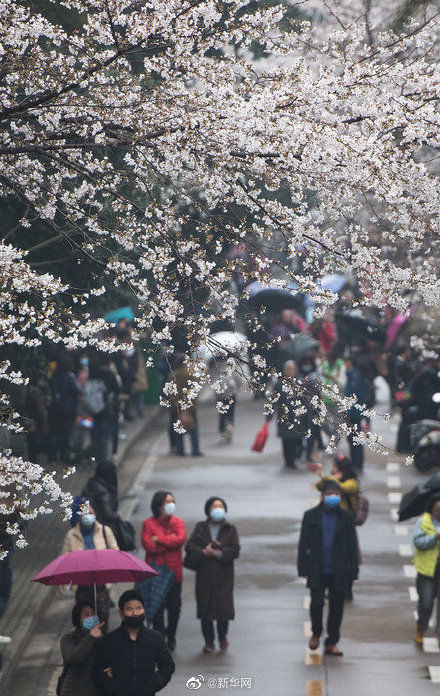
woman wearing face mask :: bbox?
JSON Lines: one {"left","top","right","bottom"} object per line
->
{"left": 185, "top": 497, "right": 240, "bottom": 653}
{"left": 141, "top": 491, "right": 187, "bottom": 651}
{"left": 61, "top": 496, "right": 119, "bottom": 628}
{"left": 58, "top": 600, "right": 104, "bottom": 696}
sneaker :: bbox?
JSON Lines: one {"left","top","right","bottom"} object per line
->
{"left": 219, "top": 638, "right": 229, "bottom": 651}
{"left": 414, "top": 628, "right": 424, "bottom": 646}
{"left": 203, "top": 642, "right": 215, "bottom": 653}
{"left": 0, "top": 636, "right": 11, "bottom": 645}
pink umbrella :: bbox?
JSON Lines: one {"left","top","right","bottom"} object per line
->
{"left": 32, "top": 549, "right": 157, "bottom": 613}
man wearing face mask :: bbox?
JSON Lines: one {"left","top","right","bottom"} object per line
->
{"left": 298, "top": 481, "right": 358, "bottom": 656}
{"left": 93, "top": 590, "right": 175, "bottom": 696}
{"left": 141, "top": 491, "right": 186, "bottom": 651}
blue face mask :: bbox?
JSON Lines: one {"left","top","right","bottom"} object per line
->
{"left": 164, "top": 502, "right": 176, "bottom": 516}
{"left": 324, "top": 494, "right": 341, "bottom": 508}
{"left": 81, "top": 514, "right": 96, "bottom": 528}
{"left": 80, "top": 358, "right": 89, "bottom": 368}
{"left": 82, "top": 615, "right": 99, "bottom": 631}
{"left": 210, "top": 507, "right": 226, "bottom": 522}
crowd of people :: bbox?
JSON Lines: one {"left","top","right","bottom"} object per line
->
{"left": 27, "top": 319, "right": 148, "bottom": 467}
{"left": 55, "top": 474, "right": 240, "bottom": 696}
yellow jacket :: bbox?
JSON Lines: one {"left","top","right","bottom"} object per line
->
{"left": 413, "top": 513, "right": 439, "bottom": 578}
{"left": 316, "top": 476, "right": 359, "bottom": 513}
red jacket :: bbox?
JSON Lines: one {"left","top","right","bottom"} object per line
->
{"left": 141, "top": 515, "right": 187, "bottom": 582}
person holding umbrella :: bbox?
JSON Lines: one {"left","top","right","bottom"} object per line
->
{"left": 413, "top": 493, "right": 440, "bottom": 646}
{"left": 93, "top": 589, "right": 175, "bottom": 696}
{"left": 184, "top": 497, "right": 240, "bottom": 653}
{"left": 61, "top": 496, "right": 119, "bottom": 627}
{"left": 141, "top": 492, "right": 186, "bottom": 651}
{"left": 58, "top": 599, "right": 105, "bottom": 696}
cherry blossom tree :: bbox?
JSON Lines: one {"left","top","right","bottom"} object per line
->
{"left": 1, "top": 0, "right": 440, "bottom": 548}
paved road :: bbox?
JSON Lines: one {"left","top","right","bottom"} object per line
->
{"left": 8, "top": 394, "right": 440, "bottom": 695}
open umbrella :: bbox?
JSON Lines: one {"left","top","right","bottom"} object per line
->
{"left": 32, "top": 549, "right": 157, "bottom": 613}
{"left": 195, "top": 331, "right": 247, "bottom": 363}
{"left": 135, "top": 563, "right": 176, "bottom": 626}
{"left": 104, "top": 306, "right": 134, "bottom": 324}
{"left": 277, "top": 334, "right": 318, "bottom": 364}
{"left": 320, "top": 274, "right": 347, "bottom": 294}
{"left": 248, "top": 287, "right": 301, "bottom": 311}
{"left": 398, "top": 472, "right": 440, "bottom": 521}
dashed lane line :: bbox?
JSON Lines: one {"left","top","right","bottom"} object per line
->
{"left": 409, "top": 586, "right": 418, "bottom": 602}
{"left": 398, "top": 543, "right": 412, "bottom": 557}
{"left": 390, "top": 508, "right": 399, "bottom": 521}
{"left": 394, "top": 525, "right": 409, "bottom": 536}
{"left": 388, "top": 492, "right": 402, "bottom": 504}
{"left": 387, "top": 476, "right": 401, "bottom": 489}
{"left": 428, "top": 666, "right": 440, "bottom": 683}
{"left": 306, "top": 680, "right": 323, "bottom": 696}
{"left": 423, "top": 637, "right": 440, "bottom": 654}
{"left": 305, "top": 649, "right": 322, "bottom": 666}
{"left": 304, "top": 620, "right": 312, "bottom": 637}
{"left": 386, "top": 462, "right": 400, "bottom": 472}
{"left": 403, "top": 564, "right": 417, "bottom": 579}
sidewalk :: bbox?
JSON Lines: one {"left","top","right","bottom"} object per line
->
{"left": 0, "top": 404, "right": 163, "bottom": 691}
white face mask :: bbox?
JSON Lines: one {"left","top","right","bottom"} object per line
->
{"left": 164, "top": 502, "right": 176, "bottom": 516}
{"left": 210, "top": 507, "right": 226, "bottom": 523}
{"left": 81, "top": 514, "right": 96, "bottom": 528}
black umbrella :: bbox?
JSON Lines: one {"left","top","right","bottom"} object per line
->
{"left": 248, "top": 288, "right": 301, "bottom": 311}
{"left": 398, "top": 472, "right": 440, "bottom": 521}
{"left": 277, "top": 334, "right": 319, "bottom": 364}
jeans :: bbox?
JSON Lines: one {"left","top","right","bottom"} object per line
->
{"left": 201, "top": 618, "right": 229, "bottom": 644}
{"left": 0, "top": 556, "right": 12, "bottom": 622}
{"left": 310, "top": 574, "right": 345, "bottom": 646}
{"left": 416, "top": 570, "right": 440, "bottom": 635}
{"left": 153, "top": 582, "right": 182, "bottom": 642}
{"left": 282, "top": 437, "right": 302, "bottom": 467}
{"left": 91, "top": 416, "right": 111, "bottom": 464}
{"left": 219, "top": 397, "right": 236, "bottom": 433}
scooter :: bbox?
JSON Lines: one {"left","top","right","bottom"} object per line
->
{"left": 410, "top": 393, "right": 440, "bottom": 472}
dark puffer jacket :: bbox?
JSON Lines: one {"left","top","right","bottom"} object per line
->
{"left": 93, "top": 624, "right": 174, "bottom": 696}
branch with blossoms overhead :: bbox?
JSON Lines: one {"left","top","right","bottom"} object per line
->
{"left": 0, "top": 0, "right": 439, "bottom": 547}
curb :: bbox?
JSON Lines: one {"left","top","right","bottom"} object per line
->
{"left": 0, "top": 405, "right": 161, "bottom": 690}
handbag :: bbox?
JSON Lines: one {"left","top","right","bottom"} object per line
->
{"left": 354, "top": 493, "right": 369, "bottom": 526}
{"left": 251, "top": 422, "right": 269, "bottom": 453}
{"left": 113, "top": 519, "right": 136, "bottom": 551}
{"left": 183, "top": 551, "right": 200, "bottom": 571}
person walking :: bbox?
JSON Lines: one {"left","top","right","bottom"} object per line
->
{"left": 166, "top": 357, "right": 202, "bottom": 456}
{"left": 58, "top": 600, "right": 104, "bottom": 696}
{"left": 413, "top": 493, "right": 440, "bottom": 647}
{"left": 344, "top": 355, "right": 369, "bottom": 473}
{"left": 62, "top": 497, "right": 119, "bottom": 628}
{"left": 82, "top": 352, "right": 120, "bottom": 465}
{"left": 270, "top": 361, "right": 306, "bottom": 469}
{"left": 93, "top": 589, "right": 175, "bottom": 696}
{"left": 298, "top": 481, "right": 358, "bottom": 656}
{"left": 141, "top": 491, "right": 187, "bottom": 651}
{"left": 50, "top": 351, "right": 82, "bottom": 463}
{"left": 184, "top": 497, "right": 240, "bottom": 653}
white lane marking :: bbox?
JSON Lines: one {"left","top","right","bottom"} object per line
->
{"left": 409, "top": 586, "right": 418, "bottom": 602}
{"left": 304, "top": 620, "right": 312, "bottom": 637}
{"left": 398, "top": 543, "right": 412, "bottom": 557}
{"left": 388, "top": 492, "right": 402, "bottom": 504}
{"left": 304, "top": 595, "right": 311, "bottom": 610}
{"left": 394, "top": 525, "right": 409, "bottom": 536}
{"left": 423, "top": 637, "right": 440, "bottom": 653}
{"left": 428, "top": 666, "right": 440, "bottom": 682}
{"left": 386, "top": 462, "right": 400, "bottom": 472}
{"left": 387, "top": 476, "right": 401, "bottom": 489}
{"left": 403, "top": 564, "right": 417, "bottom": 579}
{"left": 390, "top": 508, "right": 399, "bottom": 521}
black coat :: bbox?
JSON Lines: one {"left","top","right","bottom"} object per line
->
{"left": 272, "top": 381, "right": 307, "bottom": 440}
{"left": 93, "top": 624, "right": 174, "bottom": 696}
{"left": 185, "top": 520, "right": 240, "bottom": 620}
{"left": 83, "top": 477, "right": 118, "bottom": 527}
{"left": 297, "top": 503, "right": 358, "bottom": 592}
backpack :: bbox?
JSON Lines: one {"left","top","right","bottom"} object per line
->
{"left": 354, "top": 493, "right": 369, "bottom": 526}
{"left": 82, "top": 379, "right": 107, "bottom": 415}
